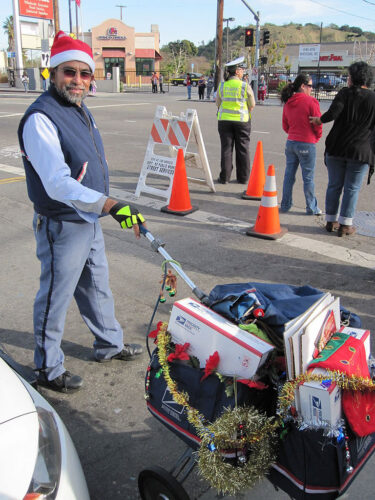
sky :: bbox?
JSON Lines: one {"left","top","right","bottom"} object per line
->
{"left": 1, "top": 0, "right": 375, "bottom": 52}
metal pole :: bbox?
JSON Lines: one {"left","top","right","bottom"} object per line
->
{"left": 12, "top": 0, "right": 23, "bottom": 80}
{"left": 254, "top": 13, "right": 260, "bottom": 101}
{"left": 75, "top": 0, "right": 79, "bottom": 37}
{"left": 226, "top": 20, "right": 229, "bottom": 63}
{"left": 116, "top": 5, "right": 126, "bottom": 21}
{"left": 223, "top": 18, "right": 234, "bottom": 64}
{"left": 239, "top": 0, "right": 260, "bottom": 100}
{"left": 68, "top": 0, "right": 72, "bottom": 33}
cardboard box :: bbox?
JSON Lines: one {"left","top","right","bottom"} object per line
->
{"left": 167, "top": 297, "right": 274, "bottom": 378}
{"left": 340, "top": 326, "right": 371, "bottom": 359}
{"left": 299, "top": 368, "right": 341, "bottom": 426}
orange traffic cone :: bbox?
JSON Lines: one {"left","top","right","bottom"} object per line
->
{"left": 242, "top": 141, "right": 266, "bottom": 200}
{"left": 246, "top": 164, "right": 288, "bottom": 240}
{"left": 161, "top": 149, "right": 198, "bottom": 216}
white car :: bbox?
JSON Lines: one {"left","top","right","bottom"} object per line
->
{"left": 0, "top": 351, "right": 90, "bottom": 500}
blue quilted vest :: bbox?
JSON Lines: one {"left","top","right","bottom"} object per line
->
{"left": 18, "top": 86, "right": 109, "bottom": 221}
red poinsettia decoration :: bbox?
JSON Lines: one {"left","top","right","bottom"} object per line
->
{"left": 167, "top": 343, "right": 190, "bottom": 362}
{"left": 148, "top": 321, "right": 168, "bottom": 344}
{"left": 201, "top": 351, "right": 220, "bottom": 381}
{"left": 238, "top": 379, "right": 269, "bottom": 390}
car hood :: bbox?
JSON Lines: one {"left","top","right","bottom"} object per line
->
{"left": 0, "top": 357, "right": 36, "bottom": 423}
{"left": 0, "top": 357, "right": 39, "bottom": 499}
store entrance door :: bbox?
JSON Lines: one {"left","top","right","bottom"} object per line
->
{"left": 104, "top": 58, "right": 125, "bottom": 78}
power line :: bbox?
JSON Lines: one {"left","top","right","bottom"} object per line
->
{"left": 363, "top": 0, "right": 375, "bottom": 6}
{"left": 307, "top": 0, "right": 374, "bottom": 22}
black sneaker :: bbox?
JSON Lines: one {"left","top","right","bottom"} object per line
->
{"left": 97, "top": 344, "right": 143, "bottom": 363}
{"left": 37, "top": 371, "right": 83, "bottom": 393}
{"left": 216, "top": 177, "right": 228, "bottom": 184}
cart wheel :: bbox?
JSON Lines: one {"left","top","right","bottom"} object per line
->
{"left": 138, "top": 466, "right": 190, "bottom": 500}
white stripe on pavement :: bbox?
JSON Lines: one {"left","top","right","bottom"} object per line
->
{"left": 0, "top": 164, "right": 25, "bottom": 176}
{"left": 0, "top": 166, "right": 373, "bottom": 271}
{"left": 87, "top": 103, "right": 149, "bottom": 109}
{"left": 109, "top": 188, "right": 375, "bottom": 270}
{"left": 0, "top": 113, "right": 24, "bottom": 118}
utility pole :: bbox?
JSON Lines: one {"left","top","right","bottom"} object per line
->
{"left": 240, "top": 0, "right": 260, "bottom": 102}
{"left": 116, "top": 4, "right": 126, "bottom": 21}
{"left": 53, "top": 0, "right": 60, "bottom": 32}
{"left": 214, "top": 0, "right": 224, "bottom": 91}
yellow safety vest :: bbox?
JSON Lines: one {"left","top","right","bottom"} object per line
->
{"left": 218, "top": 79, "right": 250, "bottom": 122}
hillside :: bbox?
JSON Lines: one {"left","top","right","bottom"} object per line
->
{"left": 161, "top": 23, "right": 375, "bottom": 75}
{"left": 196, "top": 22, "right": 375, "bottom": 59}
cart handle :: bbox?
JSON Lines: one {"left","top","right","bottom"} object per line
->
{"left": 139, "top": 224, "right": 210, "bottom": 305}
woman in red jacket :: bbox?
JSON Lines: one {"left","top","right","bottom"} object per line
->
{"left": 280, "top": 73, "right": 323, "bottom": 215}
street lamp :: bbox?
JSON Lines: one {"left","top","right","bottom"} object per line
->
{"left": 223, "top": 17, "right": 235, "bottom": 63}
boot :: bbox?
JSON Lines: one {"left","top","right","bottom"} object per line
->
{"left": 325, "top": 221, "right": 340, "bottom": 232}
{"left": 338, "top": 224, "right": 356, "bottom": 237}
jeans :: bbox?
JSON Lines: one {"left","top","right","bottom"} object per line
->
{"left": 281, "top": 140, "right": 319, "bottom": 214}
{"left": 33, "top": 215, "right": 124, "bottom": 380}
{"left": 325, "top": 154, "right": 368, "bottom": 225}
{"left": 187, "top": 85, "right": 191, "bottom": 99}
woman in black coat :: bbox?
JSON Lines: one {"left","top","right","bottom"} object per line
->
{"left": 310, "top": 61, "right": 375, "bottom": 236}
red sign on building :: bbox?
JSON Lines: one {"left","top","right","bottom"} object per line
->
{"left": 19, "top": 0, "right": 53, "bottom": 20}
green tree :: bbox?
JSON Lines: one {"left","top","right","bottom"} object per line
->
{"left": 265, "top": 41, "right": 286, "bottom": 70}
{"left": 161, "top": 40, "right": 198, "bottom": 75}
{"left": 2, "top": 15, "right": 14, "bottom": 51}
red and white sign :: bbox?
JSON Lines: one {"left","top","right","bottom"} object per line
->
{"left": 19, "top": 0, "right": 53, "bottom": 20}
{"left": 320, "top": 54, "right": 343, "bottom": 62}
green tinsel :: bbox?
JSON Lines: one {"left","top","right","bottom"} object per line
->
{"left": 198, "top": 406, "right": 277, "bottom": 495}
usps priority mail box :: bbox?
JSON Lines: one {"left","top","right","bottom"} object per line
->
{"left": 340, "top": 326, "right": 371, "bottom": 359}
{"left": 167, "top": 297, "right": 274, "bottom": 378}
{"left": 299, "top": 368, "right": 342, "bottom": 426}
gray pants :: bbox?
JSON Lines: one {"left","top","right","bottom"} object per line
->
{"left": 33, "top": 214, "right": 123, "bottom": 380}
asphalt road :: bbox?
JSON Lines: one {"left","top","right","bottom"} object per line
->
{"left": 0, "top": 85, "right": 374, "bottom": 499}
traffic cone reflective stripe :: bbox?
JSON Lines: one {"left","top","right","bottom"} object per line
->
{"left": 242, "top": 140, "right": 266, "bottom": 200}
{"left": 246, "top": 164, "right": 287, "bottom": 240}
{"left": 161, "top": 148, "right": 198, "bottom": 216}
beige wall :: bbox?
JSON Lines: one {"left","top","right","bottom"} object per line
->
{"left": 91, "top": 20, "right": 161, "bottom": 75}
{"left": 91, "top": 19, "right": 136, "bottom": 72}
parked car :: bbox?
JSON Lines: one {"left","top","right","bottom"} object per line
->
{"left": 171, "top": 73, "right": 202, "bottom": 86}
{"left": 267, "top": 74, "right": 289, "bottom": 92}
{"left": 310, "top": 74, "right": 345, "bottom": 91}
{"left": 0, "top": 347, "right": 90, "bottom": 500}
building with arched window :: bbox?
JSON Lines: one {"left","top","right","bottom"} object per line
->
{"left": 83, "top": 19, "right": 162, "bottom": 80}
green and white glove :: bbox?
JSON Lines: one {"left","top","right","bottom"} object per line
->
{"left": 109, "top": 202, "right": 145, "bottom": 229}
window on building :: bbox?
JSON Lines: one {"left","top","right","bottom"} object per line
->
{"left": 136, "top": 58, "right": 154, "bottom": 76}
{"left": 104, "top": 57, "right": 125, "bottom": 78}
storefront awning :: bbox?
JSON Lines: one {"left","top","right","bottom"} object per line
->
{"left": 102, "top": 48, "right": 125, "bottom": 58}
{"left": 135, "top": 49, "right": 163, "bottom": 60}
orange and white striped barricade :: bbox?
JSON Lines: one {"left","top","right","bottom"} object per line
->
{"left": 135, "top": 105, "right": 215, "bottom": 202}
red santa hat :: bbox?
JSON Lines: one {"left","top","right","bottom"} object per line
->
{"left": 50, "top": 31, "right": 95, "bottom": 73}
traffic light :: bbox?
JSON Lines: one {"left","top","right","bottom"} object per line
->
{"left": 263, "top": 30, "right": 270, "bottom": 45}
{"left": 245, "top": 28, "right": 254, "bottom": 47}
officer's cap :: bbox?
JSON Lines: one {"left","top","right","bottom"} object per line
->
{"left": 225, "top": 56, "right": 246, "bottom": 69}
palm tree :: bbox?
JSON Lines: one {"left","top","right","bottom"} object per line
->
{"left": 2, "top": 16, "right": 14, "bottom": 52}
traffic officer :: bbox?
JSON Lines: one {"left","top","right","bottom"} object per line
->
{"left": 216, "top": 56, "right": 255, "bottom": 184}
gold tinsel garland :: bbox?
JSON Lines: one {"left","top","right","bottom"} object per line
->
{"left": 154, "top": 323, "right": 375, "bottom": 495}
{"left": 278, "top": 370, "right": 375, "bottom": 416}
{"left": 156, "top": 327, "right": 278, "bottom": 494}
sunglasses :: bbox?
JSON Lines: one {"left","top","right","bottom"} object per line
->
{"left": 306, "top": 83, "right": 313, "bottom": 87}
{"left": 59, "top": 67, "right": 92, "bottom": 80}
